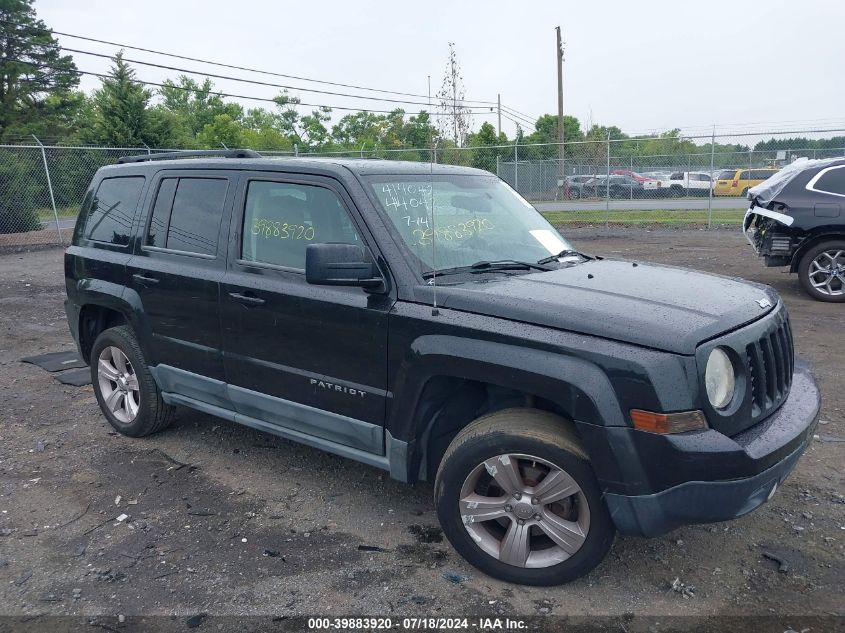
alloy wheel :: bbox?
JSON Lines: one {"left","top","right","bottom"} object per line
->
{"left": 97, "top": 346, "right": 140, "bottom": 423}
{"left": 808, "top": 249, "right": 845, "bottom": 296}
{"left": 459, "top": 453, "right": 590, "bottom": 569}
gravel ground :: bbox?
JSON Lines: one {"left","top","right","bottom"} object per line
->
{"left": 0, "top": 230, "right": 842, "bottom": 627}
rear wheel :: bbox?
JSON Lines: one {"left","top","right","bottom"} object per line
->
{"left": 90, "top": 325, "right": 175, "bottom": 436}
{"left": 798, "top": 240, "right": 845, "bottom": 302}
{"left": 434, "top": 409, "right": 614, "bottom": 585}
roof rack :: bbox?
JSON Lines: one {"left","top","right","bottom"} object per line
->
{"left": 117, "top": 149, "right": 262, "bottom": 164}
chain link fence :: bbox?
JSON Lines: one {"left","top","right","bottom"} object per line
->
{"left": 2, "top": 128, "right": 844, "bottom": 247}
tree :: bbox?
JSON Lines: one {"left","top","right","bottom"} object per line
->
{"left": 241, "top": 107, "right": 292, "bottom": 151}
{"left": 268, "top": 92, "right": 333, "bottom": 150}
{"left": 0, "top": 0, "right": 80, "bottom": 139}
{"left": 467, "top": 121, "right": 500, "bottom": 170}
{"left": 159, "top": 76, "right": 243, "bottom": 141}
{"left": 87, "top": 52, "right": 163, "bottom": 147}
{"left": 530, "top": 114, "right": 582, "bottom": 144}
{"left": 196, "top": 113, "right": 244, "bottom": 148}
{"left": 436, "top": 42, "right": 472, "bottom": 147}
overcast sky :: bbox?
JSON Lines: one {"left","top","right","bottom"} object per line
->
{"left": 37, "top": 0, "right": 845, "bottom": 141}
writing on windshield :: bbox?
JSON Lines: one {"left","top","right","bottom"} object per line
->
{"left": 367, "top": 175, "right": 572, "bottom": 274}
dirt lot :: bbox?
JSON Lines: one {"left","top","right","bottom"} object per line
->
{"left": 0, "top": 230, "right": 843, "bottom": 628}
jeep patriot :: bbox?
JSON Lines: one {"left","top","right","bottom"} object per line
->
{"left": 65, "top": 150, "right": 820, "bottom": 585}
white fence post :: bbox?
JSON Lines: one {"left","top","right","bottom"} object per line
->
{"left": 707, "top": 127, "right": 716, "bottom": 230}
{"left": 605, "top": 133, "right": 611, "bottom": 227}
{"left": 31, "top": 135, "right": 62, "bottom": 245}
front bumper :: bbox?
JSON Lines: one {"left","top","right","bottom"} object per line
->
{"left": 586, "top": 357, "right": 820, "bottom": 537}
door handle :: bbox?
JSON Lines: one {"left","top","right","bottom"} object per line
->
{"left": 228, "top": 292, "right": 265, "bottom": 306}
{"left": 132, "top": 273, "right": 159, "bottom": 285}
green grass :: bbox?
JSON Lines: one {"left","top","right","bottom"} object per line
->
{"left": 542, "top": 209, "right": 745, "bottom": 226}
{"left": 35, "top": 206, "right": 78, "bottom": 222}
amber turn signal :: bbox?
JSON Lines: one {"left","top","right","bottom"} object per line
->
{"left": 630, "top": 409, "right": 708, "bottom": 434}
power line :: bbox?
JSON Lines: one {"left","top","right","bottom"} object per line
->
{"left": 55, "top": 44, "right": 500, "bottom": 110}
{"left": 2, "top": 29, "right": 501, "bottom": 110}
{"left": 501, "top": 109, "right": 536, "bottom": 127}
{"left": 0, "top": 17, "right": 500, "bottom": 107}
{"left": 500, "top": 104, "right": 537, "bottom": 123}
{"left": 37, "top": 63, "right": 497, "bottom": 116}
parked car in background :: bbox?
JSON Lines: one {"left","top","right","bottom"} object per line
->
{"left": 563, "top": 175, "right": 598, "bottom": 199}
{"left": 743, "top": 157, "right": 845, "bottom": 302}
{"left": 713, "top": 168, "right": 779, "bottom": 196}
{"left": 610, "top": 170, "right": 662, "bottom": 197}
{"left": 664, "top": 172, "right": 712, "bottom": 196}
{"left": 591, "top": 175, "right": 655, "bottom": 198}
{"left": 643, "top": 171, "right": 672, "bottom": 180}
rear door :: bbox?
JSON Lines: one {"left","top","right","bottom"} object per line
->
{"left": 219, "top": 172, "right": 392, "bottom": 454}
{"left": 126, "top": 170, "right": 235, "bottom": 405}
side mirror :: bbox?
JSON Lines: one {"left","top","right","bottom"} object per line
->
{"left": 305, "top": 243, "right": 384, "bottom": 291}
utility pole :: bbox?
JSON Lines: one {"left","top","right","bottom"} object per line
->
{"left": 497, "top": 93, "right": 502, "bottom": 137}
{"left": 556, "top": 26, "right": 565, "bottom": 180}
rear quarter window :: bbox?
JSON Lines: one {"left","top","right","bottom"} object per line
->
{"left": 811, "top": 165, "right": 845, "bottom": 196}
{"left": 82, "top": 176, "right": 145, "bottom": 246}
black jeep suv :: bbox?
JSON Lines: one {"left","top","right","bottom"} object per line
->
{"left": 744, "top": 157, "right": 845, "bottom": 302}
{"left": 65, "top": 150, "right": 820, "bottom": 585}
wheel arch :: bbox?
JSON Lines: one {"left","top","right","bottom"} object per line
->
{"left": 790, "top": 229, "right": 845, "bottom": 272}
{"left": 78, "top": 303, "right": 130, "bottom": 362}
{"left": 387, "top": 336, "right": 626, "bottom": 483}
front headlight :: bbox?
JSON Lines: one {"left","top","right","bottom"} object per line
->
{"left": 705, "top": 347, "right": 735, "bottom": 409}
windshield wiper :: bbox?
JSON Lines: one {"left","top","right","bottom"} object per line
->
{"left": 422, "top": 260, "right": 550, "bottom": 279}
{"left": 470, "top": 260, "right": 552, "bottom": 272}
{"left": 536, "top": 249, "right": 596, "bottom": 265}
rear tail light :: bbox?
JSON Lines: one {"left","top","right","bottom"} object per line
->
{"left": 731, "top": 180, "right": 738, "bottom": 187}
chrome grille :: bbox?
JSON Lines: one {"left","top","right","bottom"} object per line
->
{"left": 746, "top": 317, "right": 793, "bottom": 417}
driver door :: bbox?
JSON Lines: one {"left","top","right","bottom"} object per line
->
{"left": 220, "top": 173, "right": 393, "bottom": 454}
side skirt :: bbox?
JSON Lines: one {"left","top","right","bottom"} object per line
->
{"left": 159, "top": 390, "right": 410, "bottom": 482}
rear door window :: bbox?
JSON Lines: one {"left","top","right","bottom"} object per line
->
{"left": 84, "top": 176, "right": 145, "bottom": 246}
{"left": 145, "top": 177, "right": 228, "bottom": 256}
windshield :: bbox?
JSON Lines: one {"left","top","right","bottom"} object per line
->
{"left": 365, "top": 174, "right": 572, "bottom": 274}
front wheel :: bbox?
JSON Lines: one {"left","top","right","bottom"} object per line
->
{"left": 434, "top": 409, "right": 615, "bottom": 585}
{"left": 798, "top": 240, "right": 845, "bottom": 302}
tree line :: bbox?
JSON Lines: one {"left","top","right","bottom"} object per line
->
{"left": 2, "top": 0, "right": 843, "bottom": 233}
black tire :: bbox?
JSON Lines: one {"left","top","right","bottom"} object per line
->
{"left": 741, "top": 187, "right": 750, "bottom": 197}
{"left": 90, "top": 325, "right": 175, "bottom": 437}
{"left": 797, "top": 240, "right": 845, "bottom": 303}
{"left": 434, "top": 408, "right": 615, "bottom": 585}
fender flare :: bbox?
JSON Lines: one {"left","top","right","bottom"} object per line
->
{"left": 790, "top": 228, "right": 845, "bottom": 272}
{"left": 387, "top": 335, "right": 627, "bottom": 481}
{"left": 73, "top": 279, "right": 144, "bottom": 356}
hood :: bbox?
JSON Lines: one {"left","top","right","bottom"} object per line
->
{"left": 421, "top": 260, "right": 778, "bottom": 354}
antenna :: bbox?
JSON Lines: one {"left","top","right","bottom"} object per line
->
{"left": 428, "top": 74, "right": 439, "bottom": 317}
